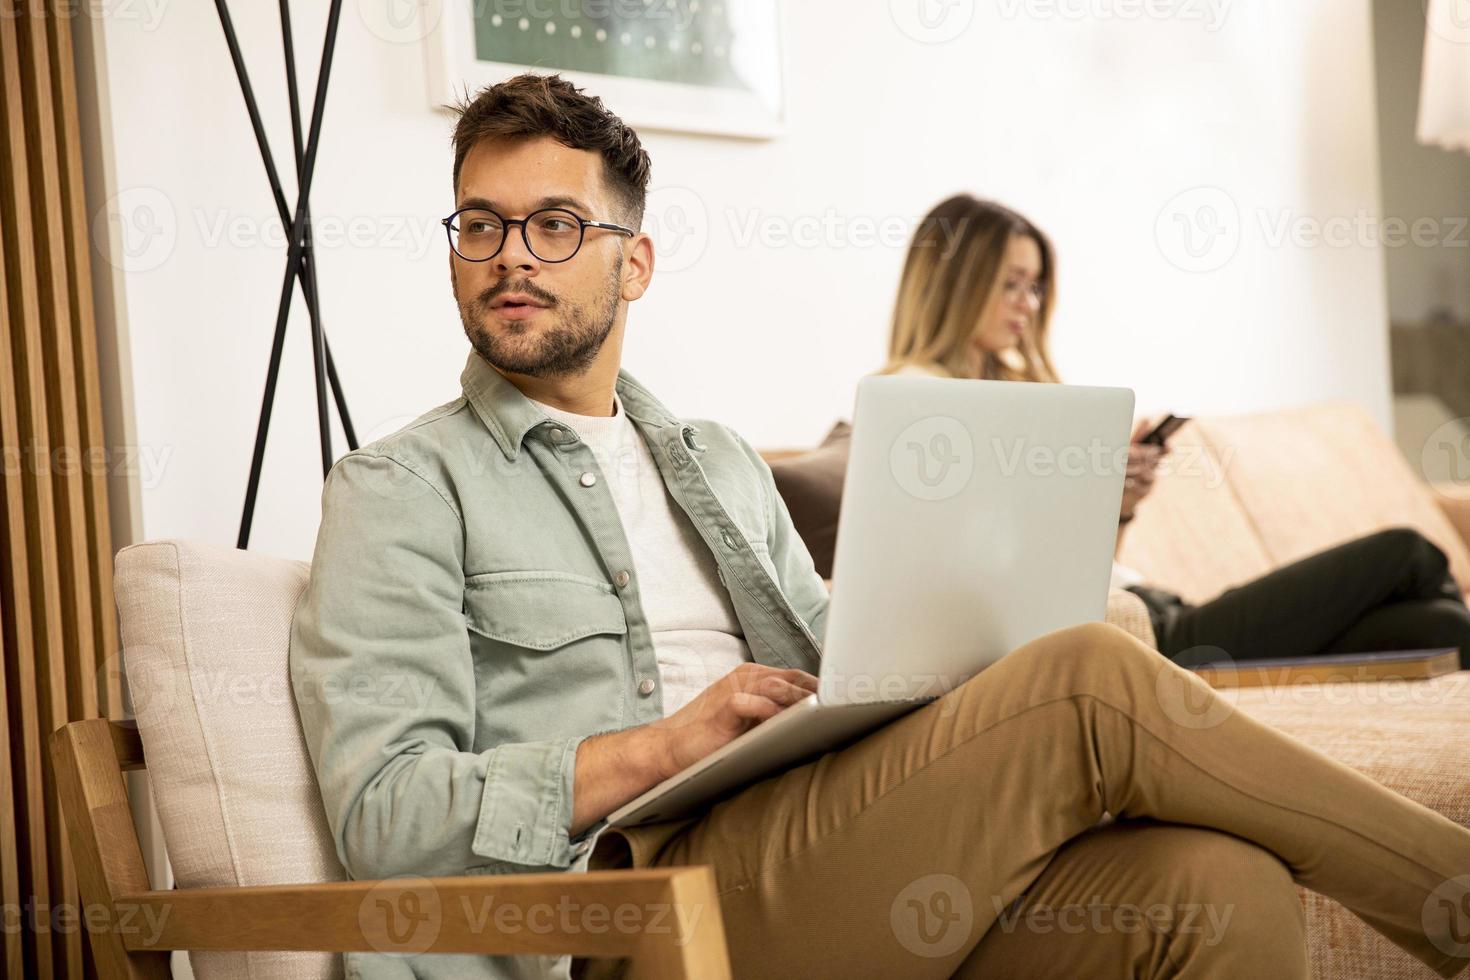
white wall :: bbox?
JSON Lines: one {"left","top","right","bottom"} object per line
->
{"left": 86, "top": 0, "right": 1394, "bottom": 565}
{"left": 1372, "top": 0, "right": 1470, "bottom": 325}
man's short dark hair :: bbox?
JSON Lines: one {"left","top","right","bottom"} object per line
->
{"left": 451, "top": 73, "right": 652, "bottom": 227}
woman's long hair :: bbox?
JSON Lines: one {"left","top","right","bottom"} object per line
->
{"left": 882, "top": 194, "right": 1060, "bottom": 382}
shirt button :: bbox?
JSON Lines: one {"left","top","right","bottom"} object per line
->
{"left": 549, "top": 427, "right": 566, "bottom": 442}
{"left": 579, "top": 472, "right": 597, "bottom": 488}
{"left": 721, "top": 527, "right": 739, "bottom": 549}
{"left": 614, "top": 569, "right": 631, "bottom": 589}
{"left": 637, "top": 677, "right": 656, "bottom": 696}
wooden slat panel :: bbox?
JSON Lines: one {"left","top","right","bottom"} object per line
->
{"left": 1, "top": 5, "right": 82, "bottom": 977}
{"left": 0, "top": 225, "right": 29, "bottom": 980}
{"left": 18, "top": 0, "right": 98, "bottom": 730}
{"left": 0, "top": 9, "right": 59, "bottom": 977}
{"left": 15, "top": 6, "right": 88, "bottom": 972}
{"left": 46, "top": 0, "right": 121, "bottom": 725}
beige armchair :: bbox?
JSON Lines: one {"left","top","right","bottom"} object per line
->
{"left": 50, "top": 540, "right": 730, "bottom": 979}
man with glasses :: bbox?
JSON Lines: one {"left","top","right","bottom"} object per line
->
{"left": 290, "top": 72, "right": 1470, "bottom": 980}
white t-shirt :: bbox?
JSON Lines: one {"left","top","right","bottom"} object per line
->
{"left": 529, "top": 393, "right": 751, "bottom": 716}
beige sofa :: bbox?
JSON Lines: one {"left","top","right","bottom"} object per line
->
{"left": 767, "top": 399, "right": 1470, "bottom": 977}
{"left": 1109, "top": 402, "right": 1470, "bottom": 979}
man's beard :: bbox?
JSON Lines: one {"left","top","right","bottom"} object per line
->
{"left": 459, "top": 260, "right": 622, "bottom": 378}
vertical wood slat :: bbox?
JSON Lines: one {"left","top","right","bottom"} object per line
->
{"left": 0, "top": 222, "right": 29, "bottom": 980}
{"left": 0, "top": 9, "right": 61, "bottom": 978}
{"left": 2, "top": 2, "right": 120, "bottom": 976}
{"left": 46, "top": 1, "right": 122, "bottom": 726}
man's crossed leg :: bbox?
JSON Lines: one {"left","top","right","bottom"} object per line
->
{"left": 588, "top": 623, "right": 1470, "bottom": 978}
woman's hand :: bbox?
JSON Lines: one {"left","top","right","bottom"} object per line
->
{"left": 1121, "top": 418, "right": 1165, "bottom": 522}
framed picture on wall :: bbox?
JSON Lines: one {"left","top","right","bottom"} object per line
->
{"left": 424, "top": 0, "right": 785, "bottom": 139}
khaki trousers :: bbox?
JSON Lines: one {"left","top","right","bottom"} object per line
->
{"left": 586, "top": 623, "right": 1470, "bottom": 978}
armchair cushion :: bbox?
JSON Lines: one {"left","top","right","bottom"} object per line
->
{"left": 115, "top": 539, "right": 344, "bottom": 980}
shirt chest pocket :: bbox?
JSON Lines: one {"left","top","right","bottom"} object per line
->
{"left": 463, "top": 571, "right": 630, "bottom": 737}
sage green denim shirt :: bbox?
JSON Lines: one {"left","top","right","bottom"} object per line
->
{"left": 289, "top": 351, "right": 828, "bottom": 980}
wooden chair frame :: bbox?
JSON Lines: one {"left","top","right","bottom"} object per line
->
{"left": 49, "top": 718, "right": 731, "bottom": 979}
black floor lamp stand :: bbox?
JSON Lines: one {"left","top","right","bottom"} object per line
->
{"left": 215, "top": 0, "right": 359, "bottom": 549}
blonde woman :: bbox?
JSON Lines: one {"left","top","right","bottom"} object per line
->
{"left": 880, "top": 194, "right": 1470, "bottom": 668}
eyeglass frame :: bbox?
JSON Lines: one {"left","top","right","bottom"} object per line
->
{"left": 441, "top": 205, "right": 637, "bottom": 264}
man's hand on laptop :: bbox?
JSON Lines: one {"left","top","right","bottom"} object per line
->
{"left": 652, "top": 664, "right": 819, "bottom": 776}
{"left": 570, "top": 664, "right": 817, "bottom": 836}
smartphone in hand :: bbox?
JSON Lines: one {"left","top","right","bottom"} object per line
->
{"left": 1140, "top": 414, "right": 1190, "bottom": 448}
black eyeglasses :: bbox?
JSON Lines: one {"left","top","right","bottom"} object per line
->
{"left": 442, "top": 206, "right": 635, "bottom": 263}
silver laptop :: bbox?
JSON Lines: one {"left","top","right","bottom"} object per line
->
{"left": 607, "top": 375, "right": 1134, "bottom": 828}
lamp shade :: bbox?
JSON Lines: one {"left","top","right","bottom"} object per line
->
{"left": 1418, "top": 0, "right": 1470, "bottom": 152}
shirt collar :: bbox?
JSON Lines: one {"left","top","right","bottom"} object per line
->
{"left": 459, "top": 351, "right": 685, "bottom": 461}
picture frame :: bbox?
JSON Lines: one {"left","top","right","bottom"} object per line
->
{"left": 423, "top": 0, "right": 786, "bottom": 140}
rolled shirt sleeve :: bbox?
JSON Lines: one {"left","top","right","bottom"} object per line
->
{"left": 289, "top": 450, "right": 587, "bottom": 881}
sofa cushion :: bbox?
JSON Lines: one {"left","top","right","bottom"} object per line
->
{"left": 1117, "top": 403, "right": 1470, "bottom": 605}
{"left": 767, "top": 421, "right": 851, "bottom": 579}
{"left": 1113, "top": 419, "right": 1277, "bottom": 605}
{"left": 1202, "top": 403, "right": 1470, "bottom": 594}
{"left": 115, "top": 540, "right": 343, "bottom": 980}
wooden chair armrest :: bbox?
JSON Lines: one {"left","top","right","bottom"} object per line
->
{"left": 116, "top": 867, "right": 728, "bottom": 979}
{"left": 50, "top": 718, "right": 728, "bottom": 979}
